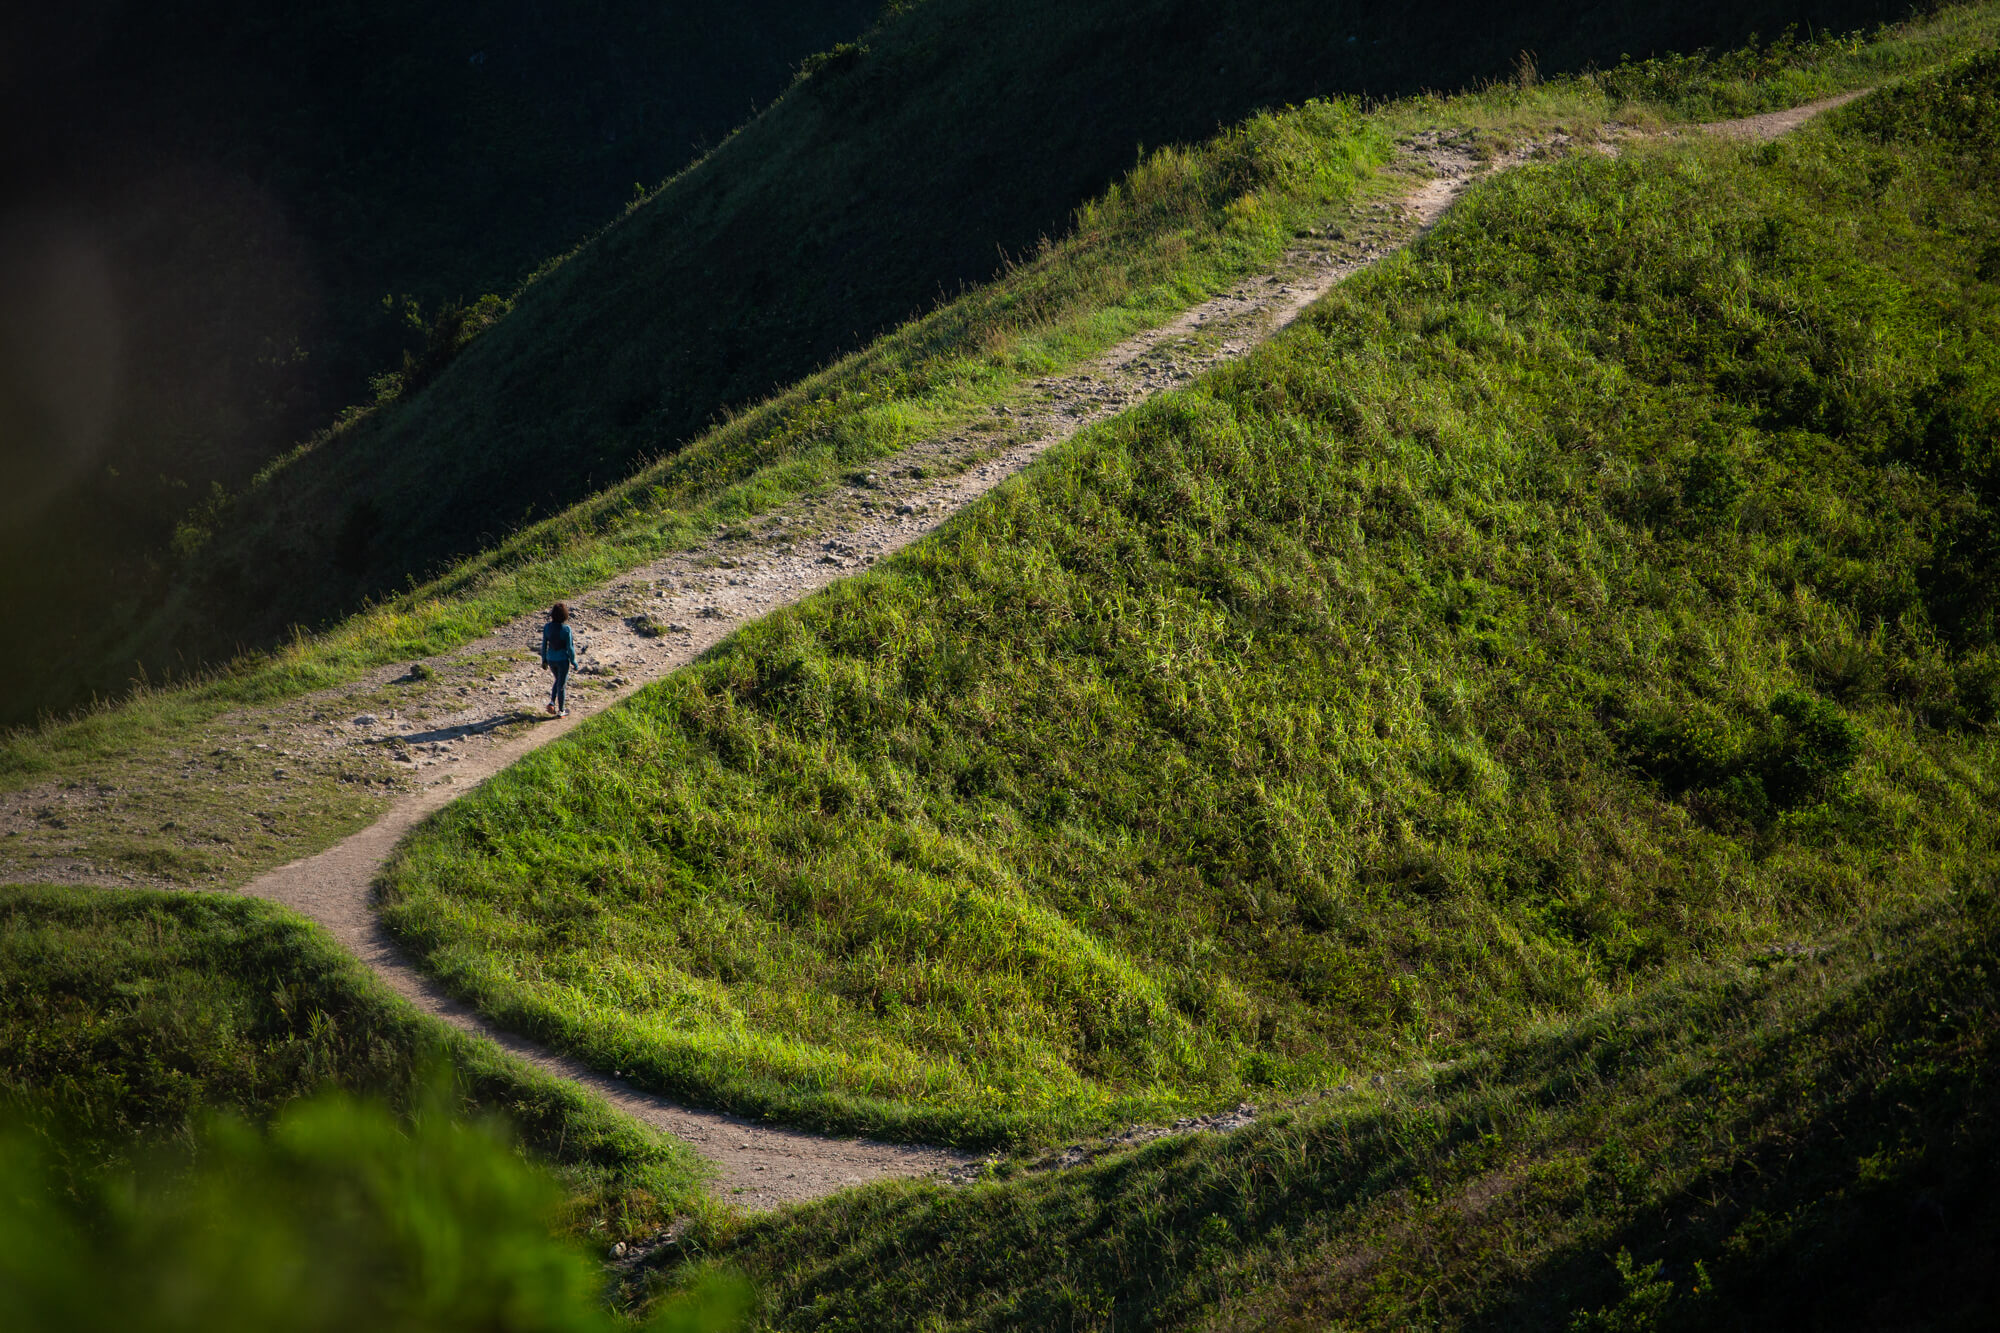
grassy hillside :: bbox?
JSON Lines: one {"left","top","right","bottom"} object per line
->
{"left": 10, "top": 8, "right": 1976, "bottom": 890}
{"left": 1, "top": 11, "right": 1994, "bottom": 1328}
{"left": 380, "top": 52, "right": 2000, "bottom": 1147}
{"left": 659, "top": 884, "right": 2000, "bottom": 1331}
{"left": 0, "top": 885, "right": 706, "bottom": 1238}
{"left": 0, "top": 0, "right": 877, "bottom": 723}
{"left": 71, "top": 0, "right": 1935, "bottom": 724}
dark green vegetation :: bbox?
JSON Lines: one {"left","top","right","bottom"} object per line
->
{"left": 63, "top": 0, "right": 1930, "bottom": 725}
{"left": 3, "top": 1093, "right": 744, "bottom": 1333}
{"left": 0, "top": 886, "right": 705, "bottom": 1234}
{"left": 1, "top": 0, "right": 876, "bottom": 724}
{"left": 383, "top": 54, "right": 2000, "bottom": 1148}
{"left": 667, "top": 884, "right": 1999, "bottom": 1331}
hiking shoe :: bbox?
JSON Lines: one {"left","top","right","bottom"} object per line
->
{"left": 545, "top": 702, "right": 557, "bottom": 715}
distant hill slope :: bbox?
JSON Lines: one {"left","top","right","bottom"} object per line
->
{"left": 0, "top": 0, "right": 876, "bottom": 717}
{"left": 49, "top": 0, "right": 1928, "bottom": 724}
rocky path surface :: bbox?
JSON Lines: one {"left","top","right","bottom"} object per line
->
{"left": 12, "top": 95, "right": 1863, "bottom": 1212}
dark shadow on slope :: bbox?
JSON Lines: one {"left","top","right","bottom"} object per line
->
{"left": 0, "top": 0, "right": 878, "bottom": 726}
{"left": 1465, "top": 905, "right": 2000, "bottom": 1332}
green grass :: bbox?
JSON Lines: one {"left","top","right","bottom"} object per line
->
{"left": 1, "top": 10, "right": 1995, "bottom": 1327}
{"left": 48, "top": 0, "right": 1941, "bottom": 721}
{"left": 0, "top": 885, "right": 709, "bottom": 1241}
{"left": 11, "top": 4, "right": 1986, "bottom": 878}
{"left": 649, "top": 879, "right": 2000, "bottom": 1331}
{"left": 380, "top": 47, "right": 2000, "bottom": 1148}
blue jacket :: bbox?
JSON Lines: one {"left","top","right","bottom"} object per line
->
{"left": 541, "top": 621, "right": 578, "bottom": 667}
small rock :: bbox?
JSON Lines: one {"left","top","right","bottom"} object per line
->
{"left": 611, "top": 1242, "right": 628, "bottom": 1259}
{"left": 353, "top": 715, "right": 378, "bottom": 727}
{"left": 273, "top": 768, "right": 288, "bottom": 779}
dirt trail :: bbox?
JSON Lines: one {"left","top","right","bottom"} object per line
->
{"left": 18, "top": 93, "right": 1863, "bottom": 1212}
{"left": 1698, "top": 90, "right": 1865, "bottom": 140}
{"left": 228, "top": 143, "right": 1484, "bottom": 1210}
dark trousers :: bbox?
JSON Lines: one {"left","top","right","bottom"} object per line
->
{"left": 549, "top": 662, "right": 571, "bottom": 710}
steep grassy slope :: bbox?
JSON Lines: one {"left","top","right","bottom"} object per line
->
{"left": 664, "top": 885, "right": 2000, "bottom": 1331}
{"left": 0, "top": 93, "right": 1401, "bottom": 888}
{"left": 0, "top": 886, "right": 705, "bottom": 1237}
{"left": 11, "top": 9, "right": 1978, "bottom": 883}
{"left": 87, "top": 0, "right": 1934, "bottom": 722}
{"left": 382, "top": 55, "right": 2000, "bottom": 1146}
{"left": 0, "top": 0, "right": 876, "bottom": 723}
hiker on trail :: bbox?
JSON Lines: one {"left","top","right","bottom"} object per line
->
{"left": 541, "top": 602, "right": 578, "bottom": 716}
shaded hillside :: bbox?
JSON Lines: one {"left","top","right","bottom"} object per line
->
{"left": 0, "top": 0, "right": 876, "bottom": 716}
{"left": 62, "top": 0, "right": 1932, "bottom": 722}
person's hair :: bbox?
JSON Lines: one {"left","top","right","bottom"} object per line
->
{"left": 549, "top": 602, "right": 570, "bottom": 624}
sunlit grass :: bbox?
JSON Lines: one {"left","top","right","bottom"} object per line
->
{"left": 382, "top": 47, "right": 2000, "bottom": 1145}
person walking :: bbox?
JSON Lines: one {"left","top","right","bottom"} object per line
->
{"left": 541, "top": 602, "right": 579, "bottom": 716}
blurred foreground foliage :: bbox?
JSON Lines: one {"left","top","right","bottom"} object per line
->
{"left": 0, "top": 1092, "right": 745, "bottom": 1333}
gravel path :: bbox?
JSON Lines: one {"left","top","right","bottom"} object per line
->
{"left": 1698, "top": 90, "right": 1866, "bottom": 140}
{"left": 17, "top": 93, "right": 1864, "bottom": 1212}
{"left": 232, "top": 135, "right": 1487, "bottom": 1210}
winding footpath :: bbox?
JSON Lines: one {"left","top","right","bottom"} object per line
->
{"left": 35, "top": 94, "right": 1862, "bottom": 1212}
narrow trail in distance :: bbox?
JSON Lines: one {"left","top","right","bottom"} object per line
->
{"left": 31, "top": 92, "right": 1863, "bottom": 1212}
